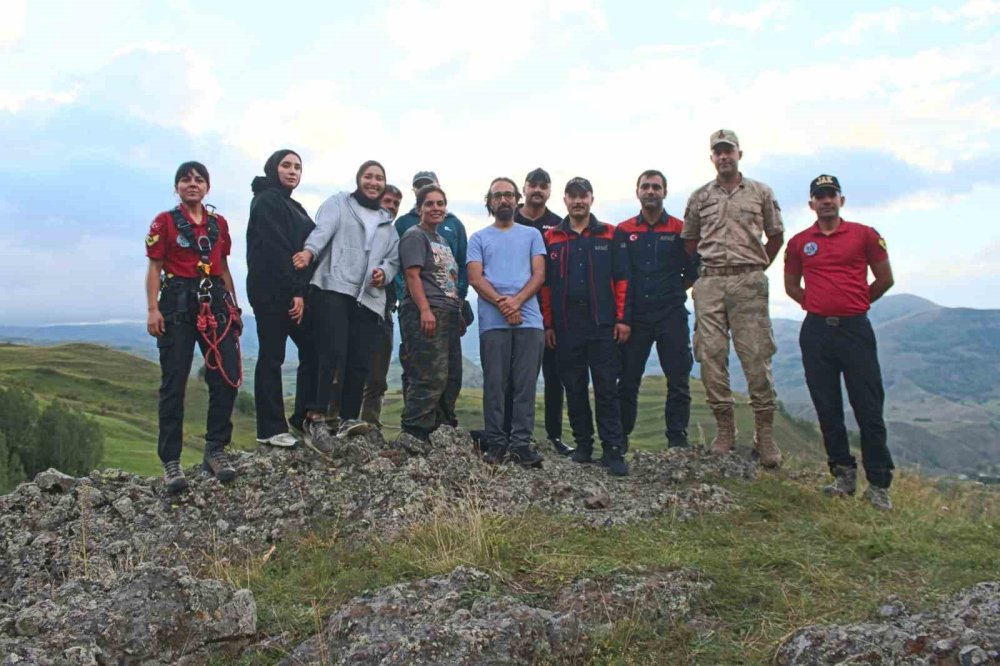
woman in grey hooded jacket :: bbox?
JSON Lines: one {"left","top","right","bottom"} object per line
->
{"left": 292, "top": 160, "right": 400, "bottom": 451}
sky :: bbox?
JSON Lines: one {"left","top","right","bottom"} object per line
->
{"left": 0, "top": 0, "right": 997, "bottom": 324}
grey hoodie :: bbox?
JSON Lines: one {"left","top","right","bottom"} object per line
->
{"left": 304, "top": 192, "right": 400, "bottom": 319}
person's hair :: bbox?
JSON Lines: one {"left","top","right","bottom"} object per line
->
{"left": 356, "top": 159, "right": 386, "bottom": 183}
{"left": 483, "top": 177, "right": 522, "bottom": 214}
{"left": 416, "top": 184, "right": 447, "bottom": 209}
{"left": 636, "top": 169, "right": 667, "bottom": 189}
{"left": 174, "top": 161, "right": 210, "bottom": 188}
{"left": 383, "top": 184, "right": 402, "bottom": 198}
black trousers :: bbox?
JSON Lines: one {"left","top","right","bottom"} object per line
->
{"left": 555, "top": 307, "right": 626, "bottom": 452}
{"left": 308, "top": 288, "right": 379, "bottom": 420}
{"left": 252, "top": 303, "right": 315, "bottom": 438}
{"left": 157, "top": 315, "right": 239, "bottom": 463}
{"left": 617, "top": 308, "right": 693, "bottom": 442}
{"left": 502, "top": 346, "right": 563, "bottom": 441}
{"left": 799, "top": 313, "right": 894, "bottom": 488}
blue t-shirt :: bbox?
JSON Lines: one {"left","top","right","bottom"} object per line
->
{"left": 467, "top": 223, "right": 546, "bottom": 333}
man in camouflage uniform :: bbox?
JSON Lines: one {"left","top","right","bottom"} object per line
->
{"left": 682, "top": 129, "right": 785, "bottom": 467}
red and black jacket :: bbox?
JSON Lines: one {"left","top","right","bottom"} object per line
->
{"left": 541, "top": 215, "right": 630, "bottom": 331}
{"left": 616, "top": 211, "right": 698, "bottom": 322}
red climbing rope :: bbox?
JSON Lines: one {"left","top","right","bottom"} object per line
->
{"left": 195, "top": 298, "right": 243, "bottom": 389}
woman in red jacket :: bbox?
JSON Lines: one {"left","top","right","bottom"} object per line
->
{"left": 145, "top": 161, "right": 242, "bottom": 493}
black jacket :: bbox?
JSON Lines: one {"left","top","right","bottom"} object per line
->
{"left": 245, "top": 185, "right": 315, "bottom": 308}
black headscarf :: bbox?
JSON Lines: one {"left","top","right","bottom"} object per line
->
{"left": 251, "top": 149, "right": 301, "bottom": 196}
{"left": 351, "top": 159, "right": 386, "bottom": 210}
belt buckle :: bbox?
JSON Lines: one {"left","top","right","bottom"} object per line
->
{"left": 825, "top": 316, "right": 840, "bottom": 326}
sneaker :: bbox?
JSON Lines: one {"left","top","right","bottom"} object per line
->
{"left": 337, "top": 419, "right": 370, "bottom": 438}
{"left": 256, "top": 432, "right": 299, "bottom": 448}
{"left": 602, "top": 448, "right": 630, "bottom": 477}
{"left": 508, "top": 444, "right": 543, "bottom": 468}
{"left": 163, "top": 460, "right": 188, "bottom": 493}
{"left": 202, "top": 446, "right": 236, "bottom": 483}
{"left": 549, "top": 438, "right": 575, "bottom": 456}
{"left": 822, "top": 465, "right": 857, "bottom": 497}
{"left": 482, "top": 443, "right": 508, "bottom": 465}
{"left": 304, "top": 419, "right": 335, "bottom": 455}
{"left": 862, "top": 485, "right": 892, "bottom": 511}
{"left": 571, "top": 447, "right": 596, "bottom": 464}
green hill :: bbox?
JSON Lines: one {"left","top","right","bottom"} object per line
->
{"left": 0, "top": 342, "right": 821, "bottom": 479}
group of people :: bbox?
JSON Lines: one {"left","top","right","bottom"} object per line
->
{"left": 145, "top": 129, "right": 897, "bottom": 510}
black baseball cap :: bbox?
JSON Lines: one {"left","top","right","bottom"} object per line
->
{"left": 810, "top": 174, "right": 842, "bottom": 196}
{"left": 525, "top": 167, "right": 551, "bottom": 184}
{"left": 564, "top": 177, "right": 593, "bottom": 195}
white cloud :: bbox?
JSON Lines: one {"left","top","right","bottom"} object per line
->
{"left": 0, "top": 0, "right": 26, "bottom": 47}
{"left": 819, "top": 2, "right": 999, "bottom": 45}
{"left": 708, "top": 2, "right": 790, "bottom": 31}
{"left": 0, "top": 87, "right": 77, "bottom": 112}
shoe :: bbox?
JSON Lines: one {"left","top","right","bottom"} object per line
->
{"left": 570, "top": 447, "right": 596, "bottom": 464}
{"left": 163, "top": 460, "right": 188, "bottom": 493}
{"left": 822, "top": 465, "right": 857, "bottom": 497}
{"left": 549, "top": 438, "right": 575, "bottom": 456}
{"left": 509, "top": 444, "right": 543, "bottom": 468}
{"left": 202, "top": 445, "right": 236, "bottom": 483}
{"left": 337, "top": 419, "right": 370, "bottom": 438}
{"left": 753, "top": 410, "right": 783, "bottom": 468}
{"left": 256, "top": 432, "right": 299, "bottom": 448}
{"left": 482, "top": 443, "right": 508, "bottom": 465}
{"left": 667, "top": 436, "right": 690, "bottom": 448}
{"left": 709, "top": 407, "right": 737, "bottom": 455}
{"left": 862, "top": 485, "right": 892, "bottom": 511}
{"left": 395, "top": 430, "right": 432, "bottom": 455}
{"left": 602, "top": 447, "right": 630, "bottom": 477}
{"left": 304, "top": 419, "right": 335, "bottom": 455}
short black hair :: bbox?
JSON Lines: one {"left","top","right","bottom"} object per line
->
{"left": 174, "top": 161, "right": 210, "bottom": 188}
{"left": 636, "top": 169, "right": 667, "bottom": 189}
{"left": 483, "top": 177, "right": 521, "bottom": 214}
{"left": 416, "top": 184, "right": 447, "bottom": 209}
{"left": 383, "top": 184, "right": 402, "bottom": 198}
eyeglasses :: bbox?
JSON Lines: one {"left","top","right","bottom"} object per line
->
{"left": 489, "top": 192, "right": 517, "bottom": 202}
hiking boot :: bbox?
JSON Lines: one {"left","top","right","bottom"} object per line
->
{"left": 571, "top": 446, "right": 595, "bottom": 464}
{"left": 482, "top": 442, "right": 508, "bottom": 465}
{"left": 753, "top": 410, "right": 782, "bottom": 468}
{"left": 862, "top": 485, "right": 892, "bottom": 511}
{"left": 162, "top": 460, "right": 188, "bottom": 493}
{"left": 709, "top": 407, "right": 737, "bottom": 455}
{"left": 337, "top": 419, "right": 370, "bottom": 438}
{"left": 304, "top": 419, "right": 335, "bottom": 455}
{"left": 549, "top": 437, "right": 575, "bottom": 456}
{"left": 202, "top": 445, "right": 236, "bottom": 483}
{"left": 395, "top": 430, "right": 432, "bottom": 456}
{"left": 256, "top": 432, "right": 299, "bottom": 448}
{"left": 509, "top": 444, "right": 543, "bottom": 468}
{"left": 602, "top": 447, "right": 630, "bottom": 477}
{"left": 822, "top": 465, "right": 857, "bottom": 497}
{"left": 667, "top": 436, "right": 690, "bottom": 449}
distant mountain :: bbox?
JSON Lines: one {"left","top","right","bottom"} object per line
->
{"left": 726, "top": 294, "right": 1000, "bottom": 475}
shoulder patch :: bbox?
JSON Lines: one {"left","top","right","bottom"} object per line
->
{"left": 878, "top": 237, "right": 887, "bottom": 251}
{"left": 145, "top": 233, "right": 160, "bottom": 247}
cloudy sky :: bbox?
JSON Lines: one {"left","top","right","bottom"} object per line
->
{"left": 1, "top": 0, "right": 997, "bottom": 324}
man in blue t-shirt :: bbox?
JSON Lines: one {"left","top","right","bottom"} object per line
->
{"left": 467, "top": 177, "right": 546, "bottom": 467}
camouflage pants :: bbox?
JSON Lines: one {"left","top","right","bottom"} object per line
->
{"left": 692, "top": 270, "right": 777, "bottom": 412}
{"left": 399, "top": 304, "right": 463, "bottom": 437}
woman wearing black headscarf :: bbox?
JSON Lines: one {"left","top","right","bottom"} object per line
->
{"left": 247, "top": 149, "right": 316, "bottom": 448}
{"left": 291, "top": 160, "right": 400, "bottom": 452}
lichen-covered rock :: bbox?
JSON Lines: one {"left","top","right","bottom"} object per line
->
{"left": 281, "top": 566, "right": 709, "bottom": 665}
{"left": 0, "top": 564, "right": 256, "bottom": 664}
{"left": 776, "top": 582, "right": 1000, "bottom": 665}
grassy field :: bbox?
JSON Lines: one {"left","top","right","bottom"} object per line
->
{"left": 0, "top": 343, "right": 822, "bottom": 479}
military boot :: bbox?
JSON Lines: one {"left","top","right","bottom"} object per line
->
{"left": 753, "top": 410, "right": 783, "bottom": 468}
{"left": 862, "top": 485, "right": 893, "bottom": 511}
{"left": 709, "top": 407, "right": 737, "bottom": 455}
{"left": 822, "top": 465, "right": 857, "bottom": 497}
{"left": 202, "top": 443, "right": 237, "bottom": 483}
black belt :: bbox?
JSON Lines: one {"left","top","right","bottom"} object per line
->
{"left": 806, "top": 312, "right": 868, "bottom": 327}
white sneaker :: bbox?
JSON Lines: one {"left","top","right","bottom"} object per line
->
{"left": 256, "top": 432, "right": 299, "bottom": 448}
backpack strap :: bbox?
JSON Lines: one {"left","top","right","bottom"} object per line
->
{"left": 170, "top": 206, "right": 220, "bottom": 277}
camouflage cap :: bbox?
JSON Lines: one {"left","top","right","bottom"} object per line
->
{"left": 710, "top": 129, "right": 739, "bottom": 149}
{"left": 810, "top": 174, "right": 841, "bottom": 196}
{"left": 412, "top": 170, "right": 438, "bottom": 186}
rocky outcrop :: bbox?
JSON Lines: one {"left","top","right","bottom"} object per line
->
{"left": 0, "top": 427, "right": 756, "bottom": 663}
{"left": 776, "top": 582, "right": 1000, "bottom": 665}
{"left": 281, "top": 566, "right": 710, "bottom": 665}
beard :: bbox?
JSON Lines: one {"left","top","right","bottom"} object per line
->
{"left": 495, "top": 206, "right": 515, "bottom": 222}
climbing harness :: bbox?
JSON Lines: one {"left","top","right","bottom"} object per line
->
{"left": 165, "top": 206, "right": 243, "bottom": 388}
